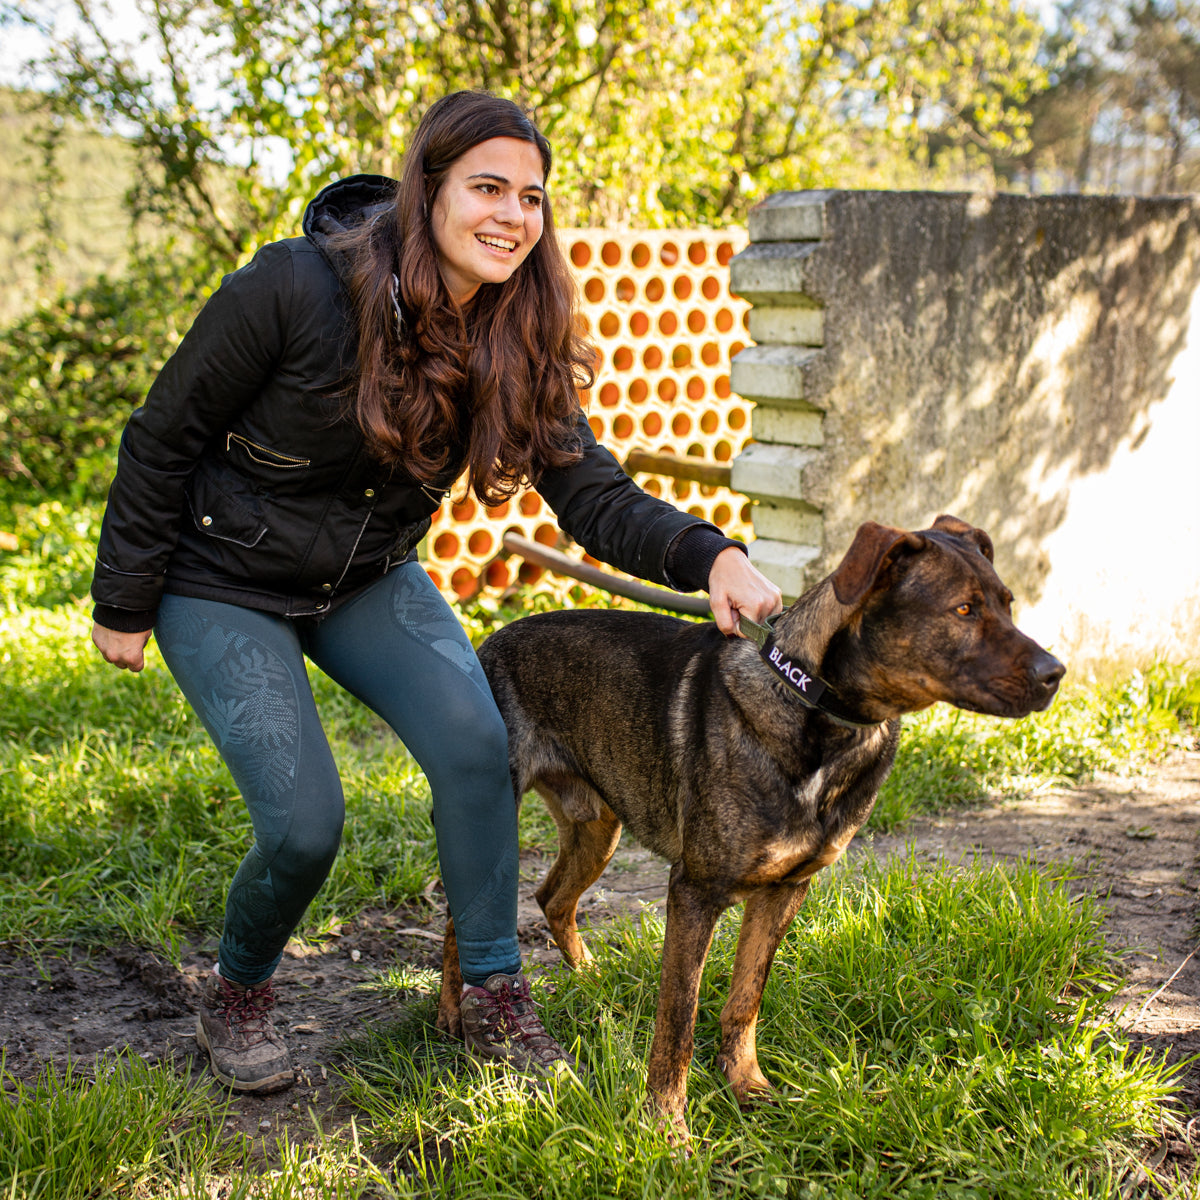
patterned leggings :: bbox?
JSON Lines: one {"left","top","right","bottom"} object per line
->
{"left": 154, "top": 562, "right": 520, "bottom": 987}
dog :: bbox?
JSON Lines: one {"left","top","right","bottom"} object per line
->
{"left": 435, "top": 515, "right": 1064, "bottom": 1137}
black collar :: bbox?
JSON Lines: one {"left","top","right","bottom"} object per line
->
{"left": 738, "top": 615, "right": 880, "bottom": 730}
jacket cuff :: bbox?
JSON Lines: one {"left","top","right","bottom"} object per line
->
{"left": 92, "top": 604, "right": 158, "bottom": 634}
{"left": 665, "top": 526, "right": 746, "bottom": 593}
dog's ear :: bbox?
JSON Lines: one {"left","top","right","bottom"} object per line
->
{"left": 930, "top": 514, "right": 994, "bottom": 562}
{"left": 830, "top": 522, "right": 925, "bottom": 606}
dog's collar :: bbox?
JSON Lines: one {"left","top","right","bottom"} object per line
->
{"left": 738, "top": 614, "right": 879, "bottom": 730}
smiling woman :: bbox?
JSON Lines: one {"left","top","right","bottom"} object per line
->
{"left": 86, "top": 89, "right": 781, "bottom": 1104}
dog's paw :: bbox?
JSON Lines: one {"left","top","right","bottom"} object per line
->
{"left": 434, "top": 1008, "right": 462, "bottom": 1040}
{"left": 718, "top": 1056, "right": 775, "bottom": 1108}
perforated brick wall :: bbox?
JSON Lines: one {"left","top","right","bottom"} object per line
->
{"left": 423, "top": 229, "right": 753, "bottom": 600}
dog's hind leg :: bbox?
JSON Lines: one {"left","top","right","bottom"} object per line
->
{"left": 436, "top": 917, "right": 464, "bottom": 1037}
{"left": 533, "top": 780, "right": 622, "bottom": 969}
{"left": 716, "top": 881, "right": 811, "bottom": 1106}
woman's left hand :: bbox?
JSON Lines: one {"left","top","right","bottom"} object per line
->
{"left": 707, "top": 546, "right": 783, "bottom": 636}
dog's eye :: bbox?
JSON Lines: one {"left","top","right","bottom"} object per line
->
{"left": 955, "top": 603, "right": 973, "bottom": 617}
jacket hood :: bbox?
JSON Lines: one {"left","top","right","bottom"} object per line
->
{"left": 302, "top": 174, "right": 398, "bottom": 285}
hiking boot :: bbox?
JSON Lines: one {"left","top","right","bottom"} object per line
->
{"left": 195, "top": 972, "right": 293, "bottom": 1093}
{"left": 460, "top": 971, "right": 578, "bottom": 1078}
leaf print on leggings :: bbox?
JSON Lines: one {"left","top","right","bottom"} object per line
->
{"left": 391, "top": 569, "right": 485, "bottom": 680}
{"left": 202, "top": 643, "right": 298, "bottom": 817}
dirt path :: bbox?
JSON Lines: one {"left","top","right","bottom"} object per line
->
{"left": 2, "top": 749, "right": 1198, "bottom": 1158}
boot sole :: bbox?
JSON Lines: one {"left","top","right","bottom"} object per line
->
{"left": 195, "top": 1016, "right": 294, "bottom": 1094}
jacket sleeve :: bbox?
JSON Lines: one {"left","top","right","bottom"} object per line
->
{"left": 91, "top": 242, "right": 296, "bottom": 619}
{"left": 534, "top": 411, "right": 735, "bottom": 591}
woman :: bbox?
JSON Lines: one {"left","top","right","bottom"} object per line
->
{"left": 91, "top": 91, "right": 781, "bottom": 1093}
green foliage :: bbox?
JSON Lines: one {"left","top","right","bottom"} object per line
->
{"left": 0, "top": 255, "right": 213, "bottom": 497}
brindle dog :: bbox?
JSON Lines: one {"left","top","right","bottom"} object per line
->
{"left": 436, "top": 515, "right": 1064, "bottom": 1136}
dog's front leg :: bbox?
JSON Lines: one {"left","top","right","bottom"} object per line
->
{"left": 436, "top": 917, "right": 464, "bottom": 1038}
{"left": 717, "top": 881, "right": 810, "bottom": 1106}
{"left": 645, "top": 865, "right": 727, "bottom": 1140}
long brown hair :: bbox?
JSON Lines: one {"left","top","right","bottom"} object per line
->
{"left": 333, "top": 92, "right": 593, "bottom": 503}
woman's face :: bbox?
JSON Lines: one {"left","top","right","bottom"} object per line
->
{"left": 430, "top": 137, "right": 546, "bottom": 306}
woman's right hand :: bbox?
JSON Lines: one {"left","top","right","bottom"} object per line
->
{"left": 92, "top": 623, "right": 153, "bottom": 672}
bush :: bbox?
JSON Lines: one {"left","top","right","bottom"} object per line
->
{"left": 0, "top": 251, "right": 215, "bottom": 498}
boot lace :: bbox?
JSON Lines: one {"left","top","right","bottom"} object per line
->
{"left": 216, "top": 979, "right": 277, "bottom": 1047}
{"left": 479, "top": 980, "right": 562, "bottom": 1065}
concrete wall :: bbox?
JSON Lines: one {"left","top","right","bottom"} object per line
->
{"left": 730, "top": 190, "right": 1200, "bottom": 664}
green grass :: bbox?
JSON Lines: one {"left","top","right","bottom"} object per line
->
{"left": 2, "top": 496, "right": 1199, "bottom": 1197}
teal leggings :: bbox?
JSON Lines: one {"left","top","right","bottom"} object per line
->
{"left": 154, "top": 563, "right": 520, "bottom": 987}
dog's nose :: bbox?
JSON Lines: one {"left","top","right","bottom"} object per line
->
{"left": 1032, "top": 650, "right": 1066, "bottom": 692}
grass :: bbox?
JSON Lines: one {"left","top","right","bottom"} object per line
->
{"left": 2, "top": 496, "right": 1199, "bottom": 1196}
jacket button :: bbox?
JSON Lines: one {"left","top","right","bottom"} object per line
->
{"left": 321, "top": 583, "right": 333, "bottom": 591}
{"left": 201, "top": 516, "right": 213, "bottom": 526}
{"left": 364, "top": 488, "right": 375, "bottom": 499}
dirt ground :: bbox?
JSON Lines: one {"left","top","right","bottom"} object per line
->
{"left": 2, "top": 748, "right": 1199, "bottom": 1177}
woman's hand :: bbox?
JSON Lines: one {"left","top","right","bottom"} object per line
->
{"left": 707, "top": 547, "right": 783, "bottom": 636}
{"left": 92, "top": 623, "right": 153, "bottom": 672}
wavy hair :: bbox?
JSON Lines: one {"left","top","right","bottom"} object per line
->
{"left": 332, "top": 91, "right": 593, "bottom": 503}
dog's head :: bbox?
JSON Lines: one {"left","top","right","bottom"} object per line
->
{"left": 806, "top": 514, "right": 1065, "bottom": 720}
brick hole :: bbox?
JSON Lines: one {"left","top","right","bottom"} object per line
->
{"left": 485, "top": 560, "right": 510, "bottom": 588}
{"left": 700, "top": 410, "right": 719, "bottom": 434}
{"left": 687, "top": 241, "right": 707, "bottom": 265}
{"left": 616, "top": 276, "right": 636, "bottom": 302}
{"left": 628, "top": 378, "right": 649, "bottom": 402}
{"left": 715, "top": 375, "right": 731, "bottom": 398}
{"left": 714, "top": 440, "right": 732, "bottom": 462}
{"left": 671, "top": 344, "right": 692, "bottom": 368}
{"left": 660, "top": 379, "right": 679, "bottom": 403}
{"left": 518, "top": 562, "right": 544, "bottom": 585}
{"left": 699, "top": 484, "right": 716, "bottom": 498}
{"left": 490, "top": 500, "right": 510, "bottom": 519}
{"left": 584, "top": 277, "right": 605, "bottom": 302}
{"left": 715, "top": 309, "right": 733, "bottom": 332}
{"left": 534, "top": 523, "right": 558, "bottom": 547}
{"left": 671, "top": 411, "right": 690, "bottom": 435}
{"left": 729, "top": 340, "right": 746, "bottom": 357}
{"left": 570, "top": 241, "right": 591, "bottom": 267}
{"left": 519, "top": 493, "right": 542, "bottom": 516}
{"left": 644, "top": 277, "right": 665, "bottom": 302}
{"left": 630, "top": 311, "right": 650, "bottom": 337}
{"left": 588, "top": 415, "right": 604, "bottom": 438}
{"left": 613, "top": 346, "right": 634, "bottom": 370}
{"left": 660, "top": 242, "right": 679, "bottom": 266}
{"left": 601, "top": 240, "right": 621, "bottom": 266}
{"left": 716, "top": 242, "right": 734, "bottom": 266}
{"left": 613, "top": 413, "right": 634, "bottom": 439}
{"left": 740, "top": 501, "right": 753, "bottom": 522}
{"left": 742, "top": 309, "right": 751, "bottom": 330}
{"left": 644, "top": 478, "right": 663, "bottom": 497}
{"left": 631, "top": 242, "right": 651, "bottom": 268}
{"left": 425, "top": 566, "right": 444, "bottom": 589}
{"left": 468, "top": 529, "right": 494, "bottom": 557}
{"left": 701, "top": 275, "right": 720, "bottom": 300}
{"left": 673, "top": 276, "right": 692, "bottom": 300}
{"left": 642, "top": 346, "right": 663, "bottom": 370}
{"left": 599, "top": 312, "right": 620, "bottom": 337}
{"left": 687, "top": 504, "right": 705, "bottom": 517}
{"left": 451, "top": 567, "right": 476, "bottom": 599}
{"left": 452, "top": 498, "right": 477, "bottom": 522}
{"left": 686, "top": 376, "right": 705, "bottom": 400}
{"left": 576, "top": 314, "right": 591, "bottom": 335}
{"left": 687, "top": 309, "right": 706, "bottom": 333}
{"left": 701, "top": 341, "right": 720, "bottom": 366}
{"left": 642, "top": 413, "right": 663, "bottom": 436}
{"left": 434, "top": 531, "right": 460, "bottom": 558}
{"left": 728, "top": 407, "right": 747, "bottom": 430}
{"left": 658, "top": 312, "right": 678, "bottom": 335}
{"left": 599, "top": 382, "right": 620, "bottom": 407}
{"left": 673, "top": 480, "right": 692, "bottom": 500}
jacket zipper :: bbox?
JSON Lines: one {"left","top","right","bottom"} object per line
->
{"left": 226, "top": 431, "right": 312, "bottom": 468}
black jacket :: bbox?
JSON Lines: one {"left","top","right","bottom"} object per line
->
{"left": 92, "top": 176, "right": 732, "bottom": 630}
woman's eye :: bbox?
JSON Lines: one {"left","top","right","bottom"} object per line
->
{"left": 523, "top": 194, "right": 543, "bottom": 208}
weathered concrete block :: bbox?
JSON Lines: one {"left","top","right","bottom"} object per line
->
{"left": 729, "top": 243, "right": 821, "bottom": 304}
{"left": 747, "top": 538, "right": 822, "bottom": 600}
{"left": 730, "top": 442, "right": 821, "bottom": 502}
{"left": 747, "top": 192, "right": 831, "bottom": 243}
{"left": 747, "top": 502, "right": 824, "bottom": 544}
{"left": 730, "top": 345, "right": 821, "bottom": 404}
{"left": 748, "top": 306, "right": 824, "bottom": 346}
{"left": 752, "top": 405, "right": 824, "bottom": 447}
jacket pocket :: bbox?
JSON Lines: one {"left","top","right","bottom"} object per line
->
{"left": 225, "top": 431, "right": 312, "bottom": 469}
{"left": 185, "top": 465, "right": 269, "bottom": 547}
